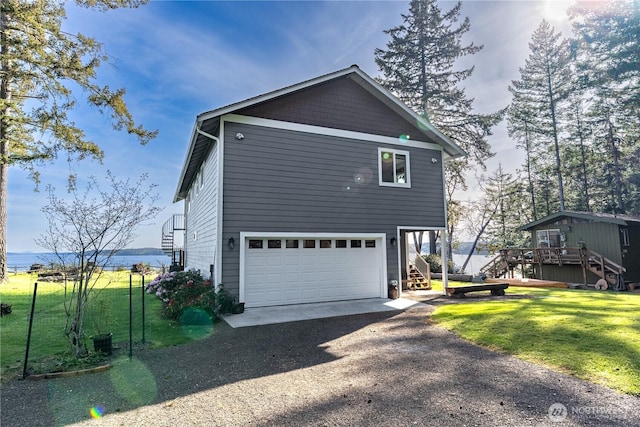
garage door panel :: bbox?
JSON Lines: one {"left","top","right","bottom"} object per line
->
{"left": 302, "top": 255, "right": 317, "bottom": 266}
{"left": 266, "top": 255, "right": 283, "bottom": 267}
{"left": 244, "top": 236, "right": 383, "bottom": 307}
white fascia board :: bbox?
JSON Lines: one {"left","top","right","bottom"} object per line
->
{"left": 173, "top": 121, "right": 200, "bottom": 203}
{"left": 222, "top": 114, "right": 445, "bottom": 152}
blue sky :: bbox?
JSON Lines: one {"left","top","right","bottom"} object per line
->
{"left": 7, "top": 0, "right": 573, "bottom": 252}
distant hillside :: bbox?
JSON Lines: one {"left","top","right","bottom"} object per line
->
{"left": 115, "top": 248, "right": 165, "bottom": 256}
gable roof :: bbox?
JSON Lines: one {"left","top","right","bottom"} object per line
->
{"left": 174, "top": 65, "right": 466, "bottom": 202}
{"left": 518, "top": 211, "right": 640, "bottom": 231}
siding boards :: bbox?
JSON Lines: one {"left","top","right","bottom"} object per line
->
{"left": 237, "top": 77, "right": 429, "bottom": 142}
{"left": 184, "top": 143, "right": 219, "bottom": 276}
{"left": 221, "top": 121, "right": 445, "bottom": 295}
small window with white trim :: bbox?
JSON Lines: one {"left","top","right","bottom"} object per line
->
{"left": 320, "top": 240, "right": 332, "bottom": 248}
{"left": 303, "top": 240, "right": 316, "bottom": 248}
{"left": 286, "top": 240, "right": 299, "bottom": 249}
{"left": 379, "top": 148, "right": 410, "bottom": 188}
{"left": 336, "top": 240, "right": 347, "bottom": 248}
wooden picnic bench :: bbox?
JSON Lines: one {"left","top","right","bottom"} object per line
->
{"left": 445, "top": 283, "right": 509, "bottom": 298}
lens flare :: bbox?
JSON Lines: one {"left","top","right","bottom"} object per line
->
{"left": 110, "top": 357, "right": 158, "bottom": 406}
{"left": 399, "top": 134, "right": 410, "bottom": 141}
{"left": 89, "top": 405, "right": 105, "bottom": 419}
{"left": 180, "top": 307, "right": 214, "bottom": 340}
{"left": 353, "top": 167, "right": 373, "bottom": 185}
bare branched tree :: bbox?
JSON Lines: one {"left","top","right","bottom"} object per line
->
{"left": 36, "top": 171, "right": 162, "bottom": 357}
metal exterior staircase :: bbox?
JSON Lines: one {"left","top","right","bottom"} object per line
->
{"left": 161, "top": 214, "right": 185, "bottom": 271}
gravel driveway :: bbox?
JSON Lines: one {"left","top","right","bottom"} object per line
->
{"left": 2, "top": 305, "right": 638, "bottom": 426}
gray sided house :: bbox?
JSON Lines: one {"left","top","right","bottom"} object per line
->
{"left": 519, "top": 211, "right": 640, "bottom": 285}
{"left": 169, "top": 65, "right": 465, "bottom": 308}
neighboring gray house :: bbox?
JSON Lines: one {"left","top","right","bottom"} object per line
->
{"left": 518, "top": 211, "right": 640, "bottom": 285}
{"left": 167, "top": 65, "right": 465, "bottom": 308}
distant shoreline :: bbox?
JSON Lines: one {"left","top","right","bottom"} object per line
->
{"left": 8, "top": 248, "right": 165, "bottom": 256}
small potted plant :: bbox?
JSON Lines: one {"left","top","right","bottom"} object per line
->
{"left": 232, "top": 301, "right": 245, "bottom": 314}
{"left": 90, "top": 300, "right": 113, "bottom": 355}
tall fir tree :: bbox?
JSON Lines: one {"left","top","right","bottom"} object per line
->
{"left": 0, "top": 0, "right": 156, "bottom": 281}
{"left": 570, "top": 0, "right": 640, "bottom": 214}
{"left": 374, "top": 0, "right": 501, "bottom": 255}
{"left": 508, "top": 20, "right": 573, "bottom": 214}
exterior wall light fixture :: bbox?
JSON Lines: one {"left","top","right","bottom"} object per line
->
{"left": 390, "top": 237, "right": 397, "bottom": 247}
{"left": 228, "top": 237, "right": 235, "bottom": 250}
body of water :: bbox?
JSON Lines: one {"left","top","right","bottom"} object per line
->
{"left": 6, "top": 252, "right": 172, "bottom": 272}
{"left": 7, "top": 252, "right": 494, "bottom": 275}
{"left": 451, "top": 253, "right": 494, "bottom": 275}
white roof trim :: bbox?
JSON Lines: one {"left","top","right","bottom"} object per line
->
{"left": 197, "top": 65, "right": 465, "bottom": 158}
{"left": 223, "top": 114, "right": 445, "bottom": 153}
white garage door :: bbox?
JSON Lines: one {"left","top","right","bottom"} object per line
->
{"left": 242, "top": 236, "right": 385, "bottom": 307}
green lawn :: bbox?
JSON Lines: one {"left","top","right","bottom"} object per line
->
{"left": 430, "top": 281, "right": 640, "bottom": 396}
{"left": 0, "top": 272, "right": 210, "bottom": 380}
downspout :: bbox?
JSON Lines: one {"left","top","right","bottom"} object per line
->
{"left": 196, "top": 124, "right": 220, "bottom": 144}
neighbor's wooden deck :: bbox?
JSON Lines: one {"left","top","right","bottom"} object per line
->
{"left": 486, "top": 278, "right": 568, "bottom": 288}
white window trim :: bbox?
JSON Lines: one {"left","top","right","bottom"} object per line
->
{"left": 378, "top": 147, "right": 411, "bottom": 188}
{"left": 536, "top": 229, "right": 561, "bottom": 248}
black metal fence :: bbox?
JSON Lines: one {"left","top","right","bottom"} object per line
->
{"left": 21, "top": 273, "right": 151, "bottom": 378}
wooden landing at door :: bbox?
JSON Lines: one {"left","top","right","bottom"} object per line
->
{"left": 486, "top": 278, "right": 568, "bottom": 288}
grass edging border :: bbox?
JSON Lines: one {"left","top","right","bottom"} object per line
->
{"left": 26, "top": 364, "right": 111, "bottom": 380}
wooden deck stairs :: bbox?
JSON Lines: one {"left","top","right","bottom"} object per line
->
{"left": 407, "top": 255, "right": 431, "bottom": 289}
{"left": 479, "top": 247, "right": 626, "bottom": 286}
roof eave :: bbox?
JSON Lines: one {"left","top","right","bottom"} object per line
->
{"left": 173, "top": 121, "right": 199, "bottom": 203}
{"left": 518, "top": 211, "right": 631, "bottom": 231}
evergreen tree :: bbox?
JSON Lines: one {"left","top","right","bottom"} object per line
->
{"left": 507, "top": 96, "right": 542, "bottom": 220}
{"left": 480, "top": 165, "right": 528, "bottom": 252}
{"left": 570, "top": 0, "right": 640, "bottom": 214}
{"left": 508, "top": 20, "right": 573, "bottom": 213}
{"left": 374, "top": 0, "right": 501, "bottom": 254}
{"left": 0, "top": 0, "right": 156, "bottom": 281}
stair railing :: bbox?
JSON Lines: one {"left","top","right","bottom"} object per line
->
{"left": 413, "top": 255, "right": 432, "bottom": 286}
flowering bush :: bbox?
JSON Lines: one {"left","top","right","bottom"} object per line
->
{"left": 146, "top": 270, "right": 235, "bottom": 321}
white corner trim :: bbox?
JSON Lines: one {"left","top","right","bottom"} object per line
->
{"left": 222, "top": 114, "right": 444, "bottom": 152}
{"left": 215, "top": 121, "right": 225, "bottom": 288}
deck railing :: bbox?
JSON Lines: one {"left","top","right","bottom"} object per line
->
{"left": 480, "top": 247, "right": 626, "bottom": 284}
